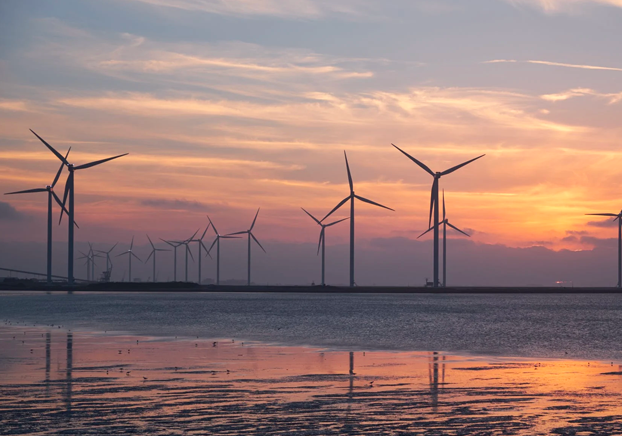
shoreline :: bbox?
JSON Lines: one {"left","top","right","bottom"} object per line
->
{"left": 1, "top": 281, "right": 621, "bottom": 293}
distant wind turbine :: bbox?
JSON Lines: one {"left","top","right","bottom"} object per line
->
{"left": 96, "top": 243, "right": 117, "bottom": 281}
{"left": 145, "top": 235, "right": 170, "bottom": 283}
{"left": 160, "top": 239, "right": 183, "bottom": 281}
{"left": 180, "top": 230, "right": 198, "bottom": 282}
{"left": 227, "top": 209, "right": 266, "bottom": 286}
{"left": 392, "top": 143, "right": 483, "bottom": 288}
{"left": 323, "top": 151, "right": 394, "bottom": 287}
{"left": 301, "top": 208, "right": 348, "bottom": 286}
{"left": 586, "top": 209, "right": 622, "bottom": 288}
{"left": 190, "top": 225, "right": 211, "bottom": 284}
{"left": 4, "top": 148, "right": 72, "bottom": 284}
{"left": 117, "top": 236, "right": 141, "bottom": 282}
{"left": 418, "top": 190, "right": 470, "bottom": 287}
{"left": 31, "top": 129, "right": 128, "bottom": 284}
{"left": 207, "top": 215, "right": 239, "bottom": 285}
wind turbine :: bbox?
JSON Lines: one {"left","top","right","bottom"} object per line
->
{"left": 96, "top": 243, "right": 117, "bottom": 282}
{"left": 586, "top": 209, "right": 622, "bottom": 287}
{"left": 87, "top": 243, "right": 102, "bottom": 281}
{"left": 206, "top": 216, "right": 239, "bottom": 285}
{"left": 4, "top": 148, "right": 72, "bottom": 284}
{"left": 227, "top": 209, "right": 266, "bottom": 286}
{"left": 322, "top": 151, "right": 394, "bottom": 287}
{"left": 31, "top": 129, "right": 128, "bottom": 284}
{"left": 392, "top": 143, "right": 484, "bottom": 288}
{"left": 116, "top": 236, "right": 141, "bottom": 282}
{"left": 160, "top": 239, "right": 183, "bottom": 281}
{"left": 301, "top": 208, "right": 348, "bottom": 286}
{"left": 179, "top": 230, "right": 198, "bottom": 282}
{"left": 78, "top": 251, "right": 93, "bottom": 281}
{"left": 145, "top": 235, "right": 170, "bottom": 283}
{"left": 418, "top": 190, "right": 470, "bottom": 287}
{"left": 190, "top": 225, "right": 211, "bottom": 284}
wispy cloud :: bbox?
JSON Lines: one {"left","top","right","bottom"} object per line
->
{"left": 540, "top": 88, "right": 622, "bottom": 103}
{"left": 0, "top": 202, "right": 27, "bottom": 221}
{"left": 485, "top": 59, "right": 622, "bottom": 72}
{"left": 504, "top": 0, "right": 622, "bottom": 13}
{"left": 141, "top": 198, "right": 218, "bottom": 212}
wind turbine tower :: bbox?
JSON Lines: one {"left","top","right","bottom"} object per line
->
{"left": 586, "top": 209, "right": 622, "bottom": 287}
{"left": 227, "top": 209, "right": 266, "bottom": 286}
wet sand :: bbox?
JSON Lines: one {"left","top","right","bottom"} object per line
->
{"left": 1, "top": 323, "right": 622, "bottom": 435}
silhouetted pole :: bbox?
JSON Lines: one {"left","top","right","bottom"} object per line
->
{"left": 350, "top": 195, "right": 355, "bottom": 287}
{"left": 433, "top": 176, "right": 440, "bottom": 288}
{"left": 129, "top": 251, "right": 132, "bottom": 282}
{"left": 247, "top": 232, "right": 251, "bottom": 286}
{"left": 322, "top": 232, "right": 326, "bottom": 286}
{"left": 443, "top": 219, "right": 447, "bottom": 287}
{"left": 152, "top": 251, "right": 157, "bottom": 283}
{"left": 173, "top": 246, "right": 177, "bottom": 281}
{"left": 47, "top": 191, "right": 53, "bottom": 284}
{"left": 216, "top": 238, "right": 221, "bottom": 285}
{"left": 184, "top": 246, "right": 189, "bottom": 282}
{"left": 349, "top": 351, "right": 354, "bottom": 375}
{"left": 68, "top": 168, "right": 75, "bottom": 284}
{"left": 618, "top": 219, "right": 621, "bottom": 288}
{"left": 198, "top": 244, "right": 202, "bottom": 284}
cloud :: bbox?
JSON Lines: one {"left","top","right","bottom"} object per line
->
{"left": 504, "top": 0, "right": 622, "bottom": 13}
{"left": 540, "top": 88, "right": 622, "bottom": 104}
{"left": 0, "top": 202, "right": 26, "bottom": 221}
{"left": 587, "top": 218, "right": 619, "bottom": 228}
{"left": 485, "top": 59, "right": 622, "bottom": 73}
{"left": 141, "top": 198, "right": 218, "bottom": 211}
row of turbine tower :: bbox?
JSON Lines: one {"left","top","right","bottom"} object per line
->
{"left": 6, "top": 130, "right": 622, "bottom": 287}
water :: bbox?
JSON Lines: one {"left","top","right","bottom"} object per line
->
{"left": 1, "top": 291, "right": 621, "bottom": 361}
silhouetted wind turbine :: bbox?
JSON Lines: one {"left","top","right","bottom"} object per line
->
{"left": 180, "top": 230, "right": 198, "bottom": 282}
{"left": 323, "top": 151, "right": 394, "bottom": 287}
{"left": 145, "top": 235, "right": 170, "bottom": 283}
{"left": 31, "top": 129, "right": 128, "bottom": 284}
{"left": 96, "top": 243, "right": 117, "bottom": 280}
{"left": 78, "top": 251, "right": 93, "bottom": 281}
{"left": 4, "top": 148, "right": 71, "bottom": 284}
{"left": 301, "top": 208, "right": 348, "bottom": 286}
{"left": 190, "top": 225, "right": 211, "bottom": 284}
{"left": 160, "top": 239, "right": 182, "bottom": 281}
{"left": 207, "top": 216, "right": 239, "bottom": 285}
{"left": 418, "top": 190, "right": 470, "bottom": 287}
{"left": 117, "top": 236, "right": 141, "bottom": 282}
{"left": 227, "top": 209, "right": 266, "bottom": 286}
{"left": 392, "top": 144, "right": 483, "bottom": 288}
{"left": 586, "top": 209, "right": 622, "bottom": 287}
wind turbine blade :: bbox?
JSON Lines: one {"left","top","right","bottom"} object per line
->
{"left": 188, "top": 229, "right": 199, "bottom": 242}
{"left": 321, "top": 195, "right": 351, "bottom": 222}
{"left": 440, "top": 154, "right": 485, "bottom": 176}
{"left": 145, "top": 251, "right": 154, "bottom": 263}
{"left": 227, "top": 231, "right": 248, "bottom": 236}
{"left": 354, "top": 194, "right": 394, "bottom": 212}
{"left": 200, "top": 224, "right": 210, "bottom": 241}
{"left": 391, "top": 143, "right": 435, "bottom": 176}
{"left": 51, "top": 191, "right": 70, "bottom": 221}
{"left": 446, "top": 221, "right": 470, "bottom": 237}
{"left": 250, "top": 208, "right": 260, "bottom": 231}
{"left": 59, "top": 173, "right": 71, "bottom": 225}
{"left": 74, "top": 153, "right": 128, "bottom": 170}
{"left": 301, "top": 207, "right": 321, "bottom": 225}
{"left": 131, "top": 252, "right": 142, "bottom": 261}
{"left": 116, "top": 252, "right": 129, "bottom": 258}
{"left": 326, "top": 217, "right": 349, "bottom": 227}
{"left": 30, "top": 130, "right": 69, "bottom": 165}
{"left": 130, "top": 236, "right": 135, "bottom": 250}
{"left": 417, "top": 225, "right": 436, "bottom": 239}
{"left": 186, "top": 244, "right": 195, "bottom": 262}
{"left": 200, "top": 240, "right": 210, "bottom": 255}
{"left": 146, "top": 234, "right": 155, "bottom": 249}
{"left": 207, "top": 215, "right": 218, "bottom": 235}
{"left": 317, "top": 228, "right": 324, "bottom": 255}
{"left": 585, "top": 213, "right": 618, "bottom": 216}
{"left": 108, "top": 242, "right": 118, "bottom": 253}
{"left": 250, "top": 233, "right": 266, "bottom": 253}
{"left": 207, "top": 238, "right": 218, "bottom": 254}
{"left": 344, "top": 151, "right": 354, "bottom": 193}
{"left": 442, "top": 189, "right": 446, "bottom": 221}
{"left": 221, "top": 235, "right": 240, "bottom": 239}
{"left": 428, "top": 179, "right": 437, "bottom": 228}
{"left": 5, "top": 188, "right": 47, "bottom": 195}
{"left": 51, "top": 148, "right": 71, "bottom": 188}
{"left": 159, "top": 238, "right": 175, "bottom": 247}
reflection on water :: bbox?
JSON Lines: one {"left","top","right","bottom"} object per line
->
{"left": 1, "top": 325, "right": 622, "bottom": 435}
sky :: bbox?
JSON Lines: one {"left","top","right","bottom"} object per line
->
{"left": 1, "top": 0, "right": 621, "bottom": 286}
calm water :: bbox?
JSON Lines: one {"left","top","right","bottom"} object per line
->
{"left": 1, "top": 292, "right": 621, "bottom": 360}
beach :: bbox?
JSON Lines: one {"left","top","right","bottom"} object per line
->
{"left": 2, "top": 292, "right": 622, "bottom": 434}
